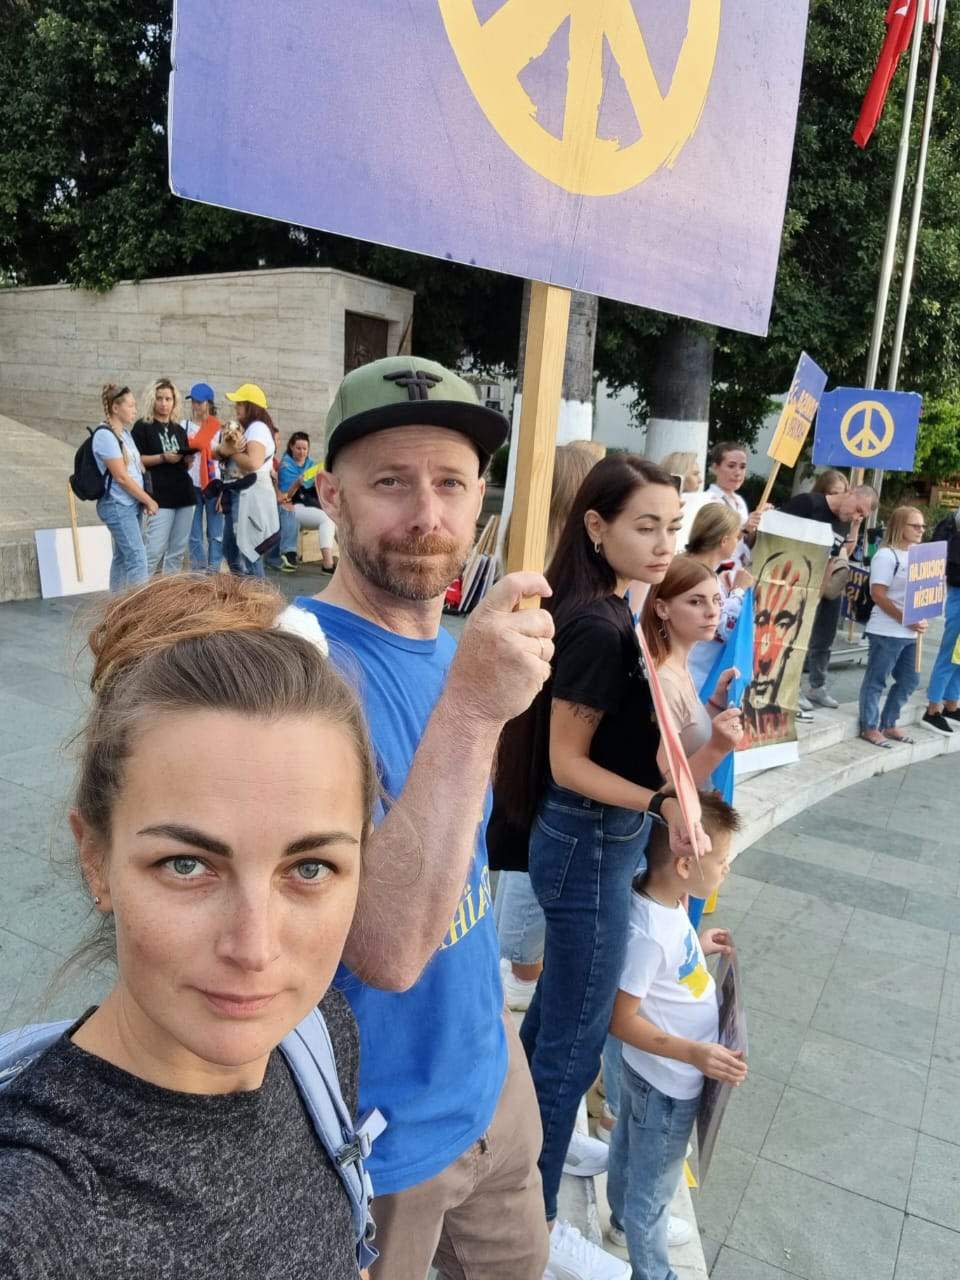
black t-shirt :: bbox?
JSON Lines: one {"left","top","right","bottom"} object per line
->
{"left": 780, "top": 491, "right": 849, "bottom": 555}
{"left": 551, "top": 594, "right": 663, "bottom": 792}
{"left": 132, "top": 419, "right": 196, "bottom": 508}
{"left": 0, "top": 991, "right": 359, "bottom": 1280}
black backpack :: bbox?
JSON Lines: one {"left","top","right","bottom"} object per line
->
{"left": 69, "top": 425, "right": 114, "bottom": 501}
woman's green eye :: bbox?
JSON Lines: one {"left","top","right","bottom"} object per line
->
{"left": 296, "top": 861, "right": 326, "bottom": 881}
{"left": 171, "top": 857, "right": 202, "bottom": 876}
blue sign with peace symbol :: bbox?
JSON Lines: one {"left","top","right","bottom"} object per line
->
{"left": 812, "top": 388, "right": 921, "bottom": 471}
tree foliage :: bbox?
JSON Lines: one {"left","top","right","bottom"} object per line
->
{"left": 596, "top": 3, "right": 960, "bottom": 447}
{"left": 0, "top": 0, "right": 521, "bottom": 368}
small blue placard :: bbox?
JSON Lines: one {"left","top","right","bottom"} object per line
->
{"left": 812, "top": 388, "right": 921, "bottom": 471}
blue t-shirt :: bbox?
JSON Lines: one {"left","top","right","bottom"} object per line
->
{"left": 91, "top": 426, "right": 144, "bottom": 507}
{"left": 295, "top": 597, "right": 507, "bottom": 1196}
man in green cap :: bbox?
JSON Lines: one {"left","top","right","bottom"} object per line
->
{"left": 295, "top": 356, "right": 554, "bottom": 1278}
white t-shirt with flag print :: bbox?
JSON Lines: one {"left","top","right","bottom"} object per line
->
{"left": 618, "top": 889, "right": 719, "bottom": 1100}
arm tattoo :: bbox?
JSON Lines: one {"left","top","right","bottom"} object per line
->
{"left": 553, "top": 699, "right": 603, "bottom": 727}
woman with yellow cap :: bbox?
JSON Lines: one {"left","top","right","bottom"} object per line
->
{"left": 214, "top": 384, "right": 281, "bottom": 577}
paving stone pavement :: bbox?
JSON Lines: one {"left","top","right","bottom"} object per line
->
{"left": 696, "top": 761, "right": 960, "bottom": 1279}
{"left": 2, "top": 585, "right": 958, "bottom": 1280}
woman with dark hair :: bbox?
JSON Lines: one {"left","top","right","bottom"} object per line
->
{"left": 214, "top": 384, "right": 281, "bottom": 577}
{"left": 497, "top": 454, "right": 704, "bottom": 1280}
{"left": 273, "top": 432, "right": 337, "bottom": 574}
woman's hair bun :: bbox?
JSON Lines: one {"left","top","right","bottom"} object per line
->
{"left": 89, "top": 573, "right": 285, "bottom": 695}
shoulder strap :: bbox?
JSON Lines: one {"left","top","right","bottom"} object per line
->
{"left": 279, "top": 1008, "right": 383, "bottom": 1272}
{"left": 87, "top": 423, "right": 116, "bottom": 495}
{"left": 0, "top": 1021, "right": 73, "bottom": 1089}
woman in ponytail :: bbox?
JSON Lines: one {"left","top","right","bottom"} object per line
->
{"left": 91, "top": 383, "right": 158, "bottom": 590}
{"left": 0, "top": 575, "right": 379, "bottom": 1278}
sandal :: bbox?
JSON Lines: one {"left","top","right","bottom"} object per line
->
{"left": 860, "top": 732, "right": 893, "bottom": 749}
{"left": 884, "top": 730, "right": 915, "bottom": 744}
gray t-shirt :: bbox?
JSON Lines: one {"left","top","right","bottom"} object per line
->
{"left": 0, "top": 991, "right": 360, "bottom": 1279}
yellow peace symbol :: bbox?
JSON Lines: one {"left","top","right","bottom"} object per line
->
{"left": 438, "top": 0, "right": 722, "bottom": 197}
{"left": 840, "top": 401, "right": 896, "bottom": 460}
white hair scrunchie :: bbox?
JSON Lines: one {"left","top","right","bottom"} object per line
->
{"left": 274, "top": 604, "right": 329, "bottom": 658}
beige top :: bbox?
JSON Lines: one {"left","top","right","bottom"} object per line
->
{"left": 658, "top": 662, "right": 713, "bottom": 758}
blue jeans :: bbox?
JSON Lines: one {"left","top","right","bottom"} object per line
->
{"left": 519, "top": 783, "right": 651, "bottom": 1221}
{"left": 928, "top": 585, "right": 960, "bottom": 704}
{"left": 858, "top": 632, "right": 919, "bottom": 731}
{"left": 189, "top": 486, "right": 224, "bottom": 571}
{"left": 96, "top": 496, "right": 147, "bottom": 591}
{"left": 142, "top": 505, "right": 194, "bottom": 575}
{"left": 221, "top": 505, "right": 265, "bottom": 578}
{"left": 608, "top": 1060, "right": 701, "bottom": 1280}
{"left": 493, "top": 871, "right": 545, "bottom": 967}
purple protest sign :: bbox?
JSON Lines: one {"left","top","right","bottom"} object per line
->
{"left": 169, "top": 1, "right": 810, "bottom": 336}
{"left": 903, "top": 542, "right": 948, "bottom": 626}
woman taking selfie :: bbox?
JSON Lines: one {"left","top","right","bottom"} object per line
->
{"left": 497, "top": 455, "right": 705, "bottom": 1280}
{"left": 0, "top": 575, "right": 378, "bottom": 1277}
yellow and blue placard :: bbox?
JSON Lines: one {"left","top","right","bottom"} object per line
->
{"left": 812, "top": 388, "right": 921, "bottom": 471}
{"left": 767, "top": 352, "right": 828, "bottom": 468}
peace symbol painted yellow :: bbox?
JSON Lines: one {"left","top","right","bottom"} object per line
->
{"left": 438, "top": 0, "right": 722, "bottom": 197}
{"left": 840, "top": 400, "right": 896, "bottom": 459}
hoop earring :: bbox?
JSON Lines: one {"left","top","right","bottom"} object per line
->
{"left": 658, "top": 622, "right": 668, "bottom": 640}
{"left": 93, "top": 896, "right": 101, "bottom": 906}
{"left": 594, "top": 540, "right": 602, "bottom": 555}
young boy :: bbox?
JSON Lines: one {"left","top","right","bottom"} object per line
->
{"left": 606, "top": 792, "right": 748, "bottom": 1279}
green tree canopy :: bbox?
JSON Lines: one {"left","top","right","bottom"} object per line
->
{"left": 597, "top": 3, "right": 960, "bottom": 446}
{"left": 0, "top": 0, "right": 521, "bottom": 368}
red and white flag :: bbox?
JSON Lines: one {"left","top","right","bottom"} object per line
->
{"left": 853, "top": 0, "right": 935, "bottom": 149}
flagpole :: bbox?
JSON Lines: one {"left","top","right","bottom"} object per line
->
{"left": 852, "top": 0, "right": 926, "bottom": 487}
{"left": 872, "top": 0, "right": 947, "bottom": 500}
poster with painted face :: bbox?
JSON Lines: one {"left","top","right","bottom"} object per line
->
{"left": 738, "top": 513, "right": 832, "bottom": 773}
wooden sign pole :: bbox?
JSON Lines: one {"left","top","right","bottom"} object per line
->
{"left": 506, "top": 281, "right": 572, "bottom": 602}
{"left": 757, "top": 462, "right": 781, "bottom": 512}
{"left": 66, "top": 481, "right": 84, "bottom": 582}
{"left": 915, "top": 632, "right": 923, "bottom": 674}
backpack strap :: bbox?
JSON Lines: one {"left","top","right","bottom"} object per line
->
{"left": 89, "top": 423, "right": 116, "bottom": 497}
{"left": 279, "top": 1008, "right": 383, "bottom": 1272}
{"left": 0, "top": 1021, "right": 73, "bottom": 1089}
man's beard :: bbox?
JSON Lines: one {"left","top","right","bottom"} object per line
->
{"left": 338, "top": 500, "right": 470, "bottom": 602}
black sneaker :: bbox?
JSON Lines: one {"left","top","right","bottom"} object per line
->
{"left": 944, "top": 708, "right": 960, "bottom": 723}
{"left": 922, "top": 711, "right": 954, "bottom": 734}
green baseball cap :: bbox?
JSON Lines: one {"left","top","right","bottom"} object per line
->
{"left": 325, "top": 356, "right": 508, "bottom": 469}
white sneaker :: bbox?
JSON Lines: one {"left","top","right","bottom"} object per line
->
{"left": 562, "top": 1129, "right": 609, "bottom": 1177}
{"left": 797, "top": 692, "right": 814, "bottom": 711}
{"left": 606, "top": 1215, "right": 692, "bottom": 1255}
{"left": 546, "top": 1220, "right": 631, "bottom": 1280}
{"left": 667, "top": 1215, "right": 693, "bottom": 1247}
{"left": 499, "top": 958, "right": 538, "bottom": 1012}
{"left": 807, "top": 686, "right": 839, "bottom": 709}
